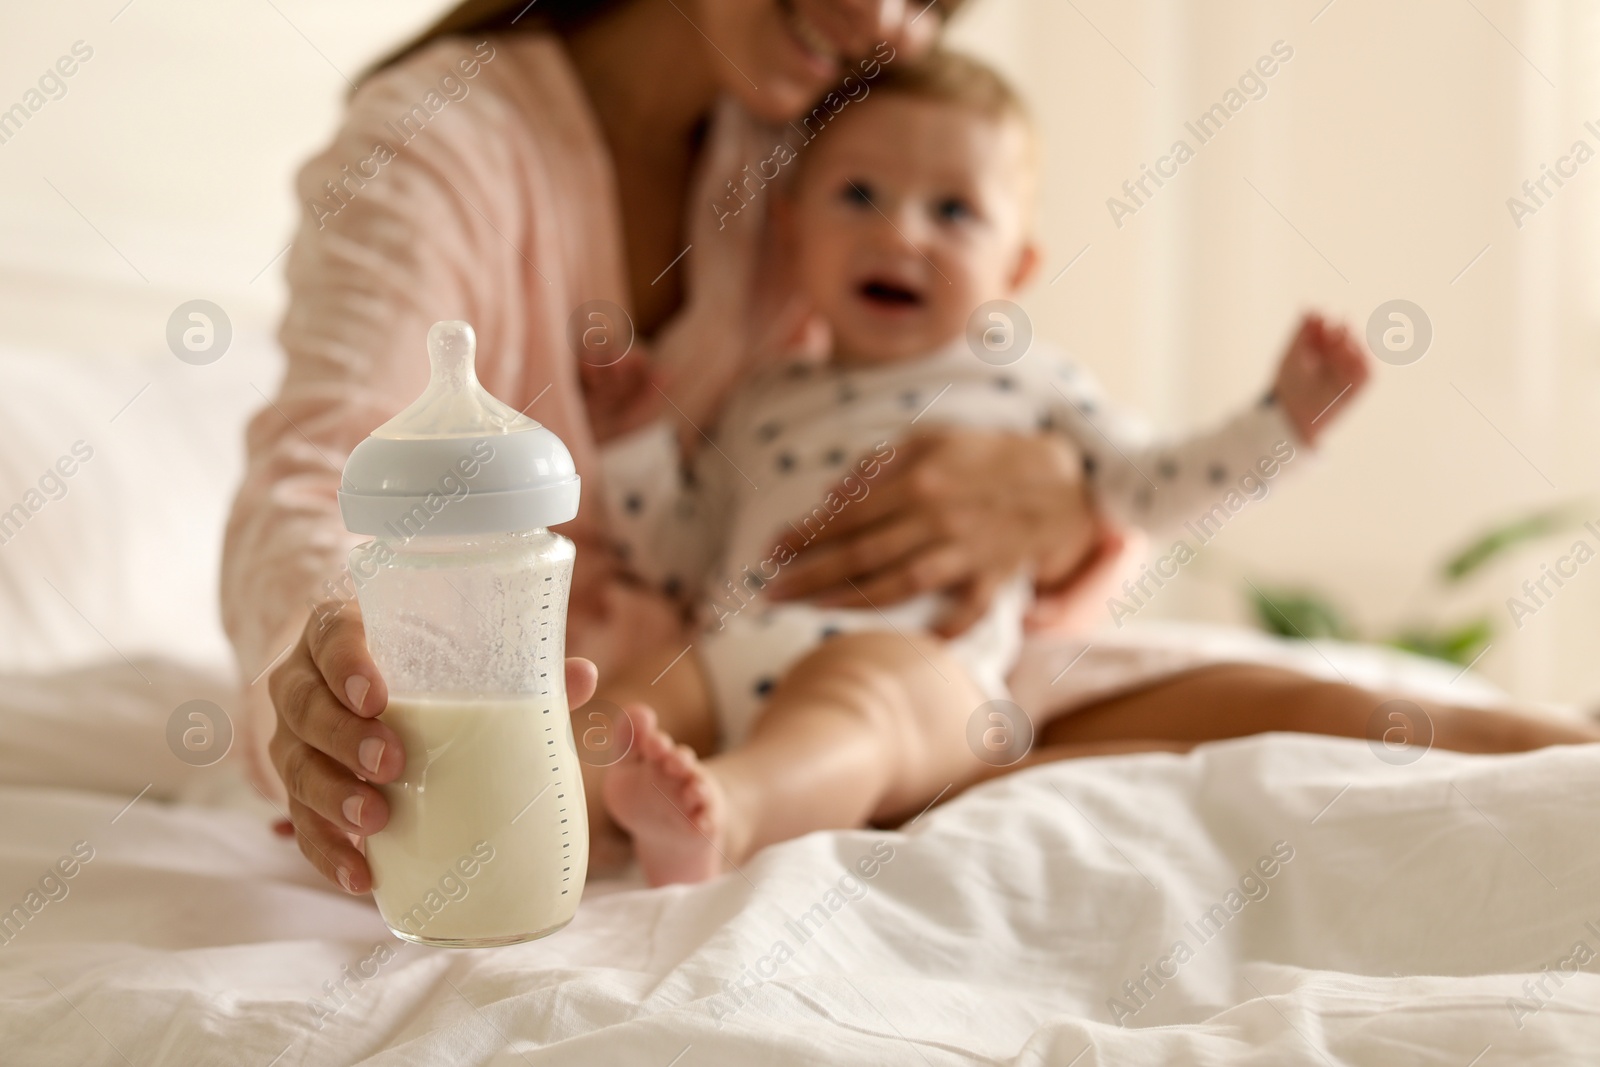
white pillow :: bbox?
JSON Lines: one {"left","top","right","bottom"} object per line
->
{"left": 0, "top": 333, "right": 283, "bottom": 676}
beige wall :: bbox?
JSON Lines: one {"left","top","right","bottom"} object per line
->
{"left": 2, "top": 1, "right": 1597, "bottom": 703}
{"left": 0, "top": 2, "right": 440, "bottom": 344}
{"left": 951, "top": 0, "right": 1600, "bottom": 706}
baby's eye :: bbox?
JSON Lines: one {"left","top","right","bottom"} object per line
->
{"left": 842, "top": 181, "right": 875, "bottom": 207}
{"left": 935, "top": 197, "right": 974, "bottom": 222}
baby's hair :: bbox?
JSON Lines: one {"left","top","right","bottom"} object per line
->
{"left": 783, "top": 44, "right": 1040, "bottom": 205}
{"left": 857, "top": 47, "right": 1039, "bottom": 191}
{"left": 869, "top": 47, "right": 1032, "bottom": 132}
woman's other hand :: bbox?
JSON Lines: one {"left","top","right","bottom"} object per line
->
{"left": 268, "top": 601, "right": 599, "bottom": 893}
{"left": 763, "top": 428, "right": 1099, "bottom": 636}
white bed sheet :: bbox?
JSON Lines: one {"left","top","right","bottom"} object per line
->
{"left": 0, "top": 336, "right": 283, "bottom": 678}
{"left": 5, "top": 329, "right": 1599, "bottom": 1064}
{"left": 3, "top": 659, "right": 1599, "bottom": 1066}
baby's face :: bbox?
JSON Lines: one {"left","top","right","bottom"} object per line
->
{"left": 789, "top": 94, "right": 1036, "bottom": 365}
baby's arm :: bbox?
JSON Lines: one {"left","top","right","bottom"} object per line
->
{"left": 1270, "top": 313, "right": 1370, "bottom": 446}
{"left": 1047, "top": 313, "right": 1368, "bottom": 536}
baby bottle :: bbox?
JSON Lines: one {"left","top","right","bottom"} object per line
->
{"left": 337, "top": 320, "right": 586, "bottom": 948}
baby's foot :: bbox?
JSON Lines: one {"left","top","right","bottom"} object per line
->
{"left": 601, "top": 704, "right": 728, "bottom": 886}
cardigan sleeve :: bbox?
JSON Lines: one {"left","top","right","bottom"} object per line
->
{"left": 220, "top": 36, "right": 637, "bottom": 792}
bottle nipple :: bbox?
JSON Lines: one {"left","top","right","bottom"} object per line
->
{"left": 339, "top": 318, "right": 581, "bottom": 536}
{"left": 371, "top": 320, "right": 536, "bottom": 439}
{"left": 427, "top": 320, "right": 476, "bottom": 393}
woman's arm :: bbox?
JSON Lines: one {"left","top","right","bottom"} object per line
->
{"left": 606, "top": 97, "right": 816, "bottom": 455}
{"left": 221, "top": 36, "right": 646, "bottom": 838}
{"left": 583, "top": 99, "right": 798, "bottom": 604}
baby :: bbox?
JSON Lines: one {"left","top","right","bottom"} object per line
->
{"left": 590, "top": 51, "right": 1368, "bottom": 884}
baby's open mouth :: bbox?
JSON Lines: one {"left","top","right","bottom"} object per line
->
{"left": 859, "top": 279, "right": 924, "bottom": 308}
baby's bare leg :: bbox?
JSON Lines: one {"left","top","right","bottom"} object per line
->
{"left": 578, "top": 641, "right": 718, "bottom": 875}
{"left": 713, "top": 631, "right": 989, "bottom": 860}
{"left": 604, "top": 630, "right": 988, "bottom": 885}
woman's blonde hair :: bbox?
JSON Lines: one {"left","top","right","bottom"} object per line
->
{"left": 365, "top": 0, "right": 969, "bottom": 83}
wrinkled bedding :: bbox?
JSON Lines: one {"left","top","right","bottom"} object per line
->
{"left": 2, "top": 659, "right": 1597, "bottom": 1065}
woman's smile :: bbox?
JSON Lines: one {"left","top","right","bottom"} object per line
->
{"left": 777, "top": 0, "right": 845, "bottom": 80}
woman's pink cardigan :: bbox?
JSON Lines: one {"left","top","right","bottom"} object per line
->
{"left": 221, "top": 34, "right": 688, "bottom": 792}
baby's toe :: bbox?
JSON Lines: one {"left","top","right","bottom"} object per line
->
{"left": 668, "top": 743, "right": 705, "bottom": 778}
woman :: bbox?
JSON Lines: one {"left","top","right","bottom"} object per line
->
{"left": 224, "top": 0, "right": 1098, "bottom": 889}
{"left": 224, "top": 0, "right": 1596, "bottom": 894}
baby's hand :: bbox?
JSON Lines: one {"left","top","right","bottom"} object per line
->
{"left": 1272, "top": 312, "right": 1371, "bottom": 446}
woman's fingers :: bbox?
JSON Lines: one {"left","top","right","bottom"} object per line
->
{"left": 762, "top": 438, "right": 930, "bottom": 566}
{"left": 303, "top": 604, "right": 386, "bottom": 718}
{"left": 270, "top": 729, "right": 389, "bottom": 837}
{"left": 804, "top": 437, "right": 936, "bottom": 546}
{"left": 768, "top": 518, "right": 933, "bottom": 600}
{"left": 267, "top": 603, "right": 399, "bottom": 894}
{"left": 567, "top": 657, "right": 599, "bottom": 709}
{"left": 270, "top": 650, "right": 403, "bottom": 784}
{"left": 793, "top": 482, "right": 904, "bottom": 549}
{"left": 756, "top": 427, "right": 1098, "bottom": 622}
{"left": 272, "top": 636, "right": 604, "bottom": 896}
{"left": 814, "top": 542, "right": 971, "bottom": 608}
{"left": 288, "top": 797, "right": 371, "bottom": 895}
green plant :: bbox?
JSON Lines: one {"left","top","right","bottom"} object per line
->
{"left": 1440, "top": 505, "right": 1586, "bottom": 583}
{"left": 1249, "top": 586, "right": 1353, "bottom": 641}
{"left": 1387, "top": 617, "right": 1495, "bottom": 665}
{"left": 1246, "top": 502, "right": 1591, "bottom": 667}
